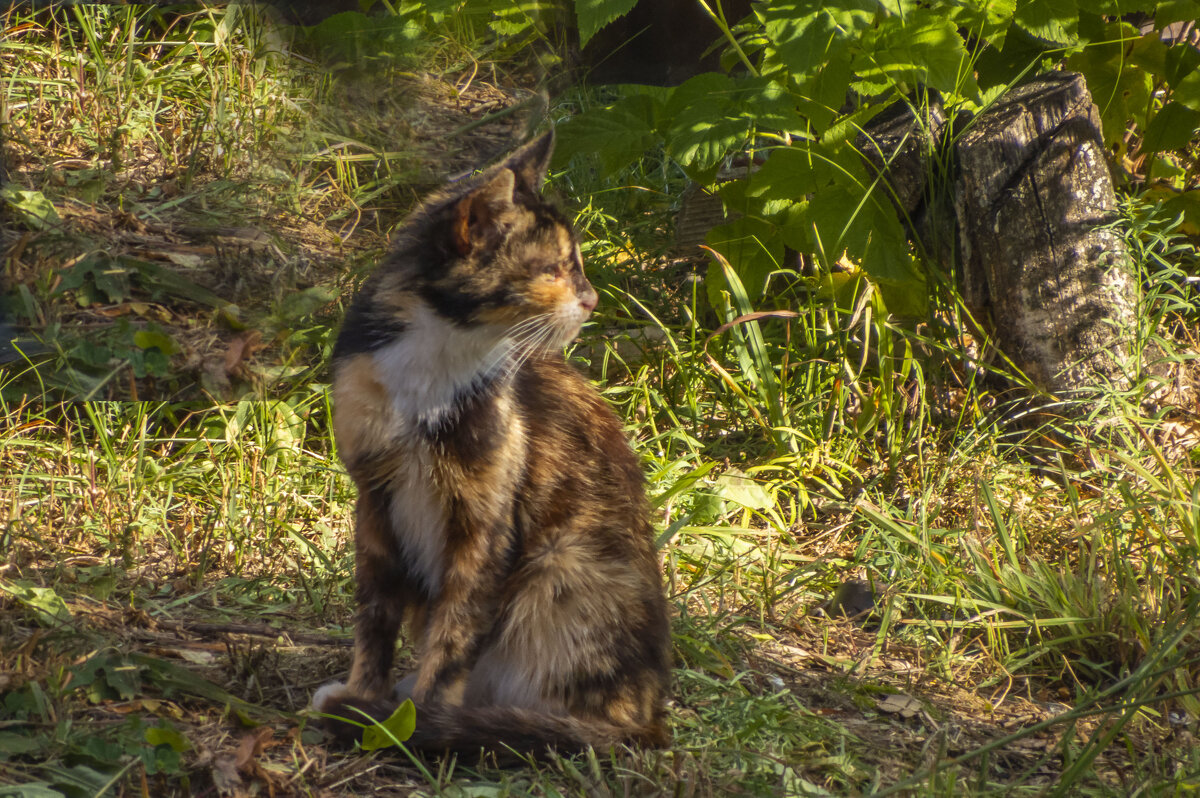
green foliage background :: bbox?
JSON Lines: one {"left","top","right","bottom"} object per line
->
{"left": 561, "top": 0, "right": 1200, "bottom": 314}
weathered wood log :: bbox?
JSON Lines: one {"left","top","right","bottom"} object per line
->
{"left": 957, "top": 72, "right": 1137, "bottom": 394}
{"left": 860, "top": 72, "right": 1139, "bottom": 396}
{"left": 857, "top": 91, "right": 958, "bottom": 290}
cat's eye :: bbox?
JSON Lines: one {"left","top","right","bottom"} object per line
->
{"left": 537, "top": 262, "right": 560, "bottom": 277}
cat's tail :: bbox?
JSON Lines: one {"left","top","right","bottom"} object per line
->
{"left": 315, "top": 687, "right": 663, "bottom": 759}
{"left": 406, "top": 700, "right": 655, "bottom": 757}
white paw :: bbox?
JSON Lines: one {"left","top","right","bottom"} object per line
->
{"left": 311, "top": 681, "right": 348, "bottom": 713}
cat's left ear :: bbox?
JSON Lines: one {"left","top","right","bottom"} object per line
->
{"left": 504, "top": 130, "right": 555, "bottom": 197}
{"left": 452, "top": 169, "right": 517, "bottom": 256}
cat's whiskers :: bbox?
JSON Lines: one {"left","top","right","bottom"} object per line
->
{"left": 501, "top": 320, "right": 558, "bottom": 382}
{"left": 473, "top": 314, "right": 549, "bottom": 380}
{"left": 486, "top": 313, "right": 554, "bottom": 381}
{"left": 506, "top": 314, "right": 558, "bottom": 347}
{"left": 507, "top": 329, "right": 555, "bottom": 380}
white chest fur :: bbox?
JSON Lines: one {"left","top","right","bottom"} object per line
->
{"left": 371, "top": 304, "right": 512, "bottom": 428}
{"left": 385, "top": 445, "right": 448, "bottom": 595}
{"left": 366, "top": 304, "right": 513, "bottom": 595}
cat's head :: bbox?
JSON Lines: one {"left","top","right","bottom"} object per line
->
{"left": 417, "top": 131, "right": 598, "bottom": 350}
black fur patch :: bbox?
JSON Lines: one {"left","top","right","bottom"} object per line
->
{"left": 333, "top": 295, "right": 408, "bottom": 359}
{"left": 416, "top": 369, "right": 507, "bottom": 456}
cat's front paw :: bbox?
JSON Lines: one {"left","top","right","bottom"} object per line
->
{"left": 311, "top": 681, "right": 349, "bottom": 714}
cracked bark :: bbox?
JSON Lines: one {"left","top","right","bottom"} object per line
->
{"left": 860, "top": 72, "right": 1138, "bottom": 396}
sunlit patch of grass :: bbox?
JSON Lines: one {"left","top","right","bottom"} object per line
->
{"left": 0, "top": 391, "right": 354, "bottom": 601}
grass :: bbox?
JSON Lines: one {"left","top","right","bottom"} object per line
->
{"left": 3, "top": 2, "right": 1200, "bottom": 796}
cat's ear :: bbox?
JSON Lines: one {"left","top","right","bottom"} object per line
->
{"left": 452, "top": 168, "right": 517, "bottom": 256}
{"left": 503, "top": 130, "right": 555, "bottom": 197}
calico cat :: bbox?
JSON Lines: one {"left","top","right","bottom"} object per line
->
{"left": 312, "top": 132, "right": 672, "bottom": 757}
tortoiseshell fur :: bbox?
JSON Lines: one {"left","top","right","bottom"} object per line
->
{"left": 312, "top": 133, "right": 671, "bottom": 757}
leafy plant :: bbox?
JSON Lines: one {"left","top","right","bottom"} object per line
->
{"left": 360, "top": 700, "right": 417, "bottom": 752}
{"left": 557, "top": 0, "right": 1200, "bottom": 312}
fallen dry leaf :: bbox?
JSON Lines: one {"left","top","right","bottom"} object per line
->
{"left": 224, "top": 330, "right": 262, "bottom": 377}
{"left": 876, "top": 693, "right": 923, "bottom": 719}
{"left": 234, "top": 726, "right": 275, "bottom": 774}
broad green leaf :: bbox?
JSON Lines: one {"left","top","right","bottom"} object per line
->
{"left": 663, "top": 74, "right": 770, "bottom": 173}
{"left": 1126, "top": 30, "right": 1169, "bottom": 78}
{"left": 1066, "top": 28, "right": 1154, "bottom": 147}
{"left": 0, "top": 784, "right": 68, "bottom": 798}
{"left": 762, "top": 5, "right": 842, "bottom": 77}
{"left": 361, "top": 699, "right": 417, "bottom": 751}
{"left": 304, "top": 11, "right": 422, "bottom": 64}
{"left": 878, "top": 0, "right": 920, "bottom": 13}
{"left": 771, "top": 199, "right": 813, "bottom": 253}
{"left": 973, "top": 20, "right": 1055, "bottom": 88}
{"left": 1153, "top": 189, "right": 1200, "bottom": 235}
{"left": 854, "top": 11, "right": 975, "bottom": 95}
{"left": 554, "top": 94, "right": 661, "bottom": 177}
{"left": 1155, "top": 0, "right": 1200, "bottom": 26}
{"left": 0, "top": 732, "right": 43, "bottom": 759}
{"left": 102, "top": 660, "right": 142, "bottom": 701}
{"left": 278, "top": 286, "right": 337, "bottom": 323}
{"left": 736, "top": 77, "right": 804, "bottom": 132}
{"left": 951, "top": 0, "right": 1017, "bottom": 49}
{"left": 54, "top": 254, "right": 132, "bottom": 306}
{"left": 873, "top": 268, "right": 928, "bottom": 317}
{"left": 3, "top": 683, "right": 50, "bottom": 723}
{"left": 714, "top": 178, "right": 782, "bottom": 224}
{"left": 1084, "top": 0, "right": 1165, "bottom": 11}
{"left": 713, "top": 469, "right": 773, "bottom": 510}
{"left": 1165, "top": 41, "right": 1200, "bottom": 93}
{"left": 820, "top": 103, "right": 887, "bottom": 160}
{"left": 80, "top": 735, "right": 123, "bottom": 763}
{"left": 145, "top": 724, "right": 191, "bottom": 753}
{"left": 574, "top": 0, "right": 638, "bottom": 47}
{"left": 704, "top": 214, "right": 783, "bottom": 302}
{"left": 133, "top": 329, "right": 180, "bottom": 356}
{"left": 666, "top": 115, "right": 750, "bottom": 174}
{"left": 490, "top": 0, "right": 549, "bottom": 36}
{"left": 1173, "top": 64, "right": 1200, "bottom": 112}
{"left": 792, "top": 51, "right": 854, "bottom": 131}
{"left": 759, "top": 0, "right": 877, "bottom": 52}
{"left": 1143, "top": 102, "right": 1200, "bottom": 154}
{"left": 1147, "top": 153, "right": 1187, "bottom": 187}
{"left": 41, "top": 764, "right": 112, "bottom": 795}
{"left": 665, "top": 73, "right": 737, "bottom": 119}
{"left": 1014, "top": 0, "right": 1079, "bottom": 46}
{"left": 0, "top": 581, "right": 71, "bottom": 626}
{"left": 124, "top": 256, "right": 229, "bottom": 309}
{"left": 0, "top": 187, "right": 60, "bottom": 231}
{"left": 746, "top": 144, "right": 838, "bottom": 200}
{"left": 801, "top": 183, "right": 914, "bottom": 285}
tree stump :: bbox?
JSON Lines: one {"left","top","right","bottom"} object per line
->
{"left": 860, "top": 72, "right": 1139, "bottom": 396}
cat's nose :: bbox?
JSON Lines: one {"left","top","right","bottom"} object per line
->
{"left": 579, "top": 287, "right": 598, "bottom": 313}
